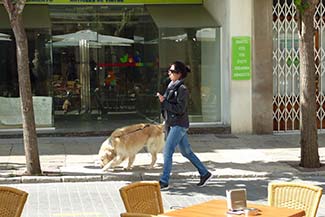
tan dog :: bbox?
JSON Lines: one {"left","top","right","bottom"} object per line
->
{"left": 98, "top": 123, "right": 165, "bottom": 171}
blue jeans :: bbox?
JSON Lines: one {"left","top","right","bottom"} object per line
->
{"left": 160, "top": 125, "right": 209, "bottom": 184}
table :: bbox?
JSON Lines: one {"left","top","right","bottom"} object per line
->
{"left": 161, "top": 199, "right": 305, "bottom": 217}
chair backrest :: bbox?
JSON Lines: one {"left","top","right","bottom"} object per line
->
{"left": 120, "top": 212, "right": 159, "bottom": 217}
{"left": 268, "top": 182, "right": 323, "bottom": 217}
{"left": 119, "top": 181, "right": 164, "bottom": 215}
{"left": 0, "top": 186, "right": 28, "bottom": 217}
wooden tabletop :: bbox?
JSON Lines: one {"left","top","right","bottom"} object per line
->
{"left": 161, "top": 199, "right": 305, "bottom": 217}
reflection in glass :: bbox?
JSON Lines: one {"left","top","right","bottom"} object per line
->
{"left": 159, "top": 27, "right": 221, "bottom": 122}
{"left": 49, "top": 5, "right": 160, "bottom": 120}
{"left": 0, "top": 28, "right": 52, "bottom": 127}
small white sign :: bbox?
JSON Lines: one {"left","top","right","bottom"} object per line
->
{"left": 0, "top": 96, "right": 52, "bottom": 126}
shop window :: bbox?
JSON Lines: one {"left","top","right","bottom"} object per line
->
{"left": 148, "top": 5, "right": 221, "bottom": 123}
{"left": 49, "top": 5, "right": 160, "bottom": 120}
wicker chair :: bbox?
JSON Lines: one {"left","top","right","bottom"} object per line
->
{"left": 0, "top": 186, "right": 28, "bottom": 217}
{"left": 268, "top": 182, "right": 323, "bottom": 217}
{"left": 120, "top": 213, "right": 160, "bottom": 217}
{"left": 119, "top": 181, "right": 164, "bottom": 216}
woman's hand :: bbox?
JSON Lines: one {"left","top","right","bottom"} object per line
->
{"left": 156, "top": 92, "right": 165, "bottom": 103}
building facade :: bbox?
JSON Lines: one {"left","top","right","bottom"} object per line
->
{"left": 204, "top": 0, "right": 273, "bottom": 134}
{"left": 0, "top": 0, "right": 280, "bottom": 134}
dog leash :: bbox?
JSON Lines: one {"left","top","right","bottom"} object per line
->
{"left": 114, "top": 124, "right": 151, "bottom": 138}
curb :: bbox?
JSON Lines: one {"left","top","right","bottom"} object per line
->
{"left": 1, "top": 170, "right": 325, "bottom": 184}
{"left": 0, "top": 126, "right": 231, "bottom": 138}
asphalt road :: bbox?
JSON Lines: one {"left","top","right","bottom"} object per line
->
{"left": 8, "top": 176, "right": 325, "bottom": 217}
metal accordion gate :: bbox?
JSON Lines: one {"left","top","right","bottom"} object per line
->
{"left": 273, "top": 0, "right": 325, "bottom": 132}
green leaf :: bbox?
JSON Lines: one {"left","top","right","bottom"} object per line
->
{"left": 294, "top": 0, "right": 310, "bottom": 13}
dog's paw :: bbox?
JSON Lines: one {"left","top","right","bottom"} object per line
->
{"left": 102, "top": 167, "right": 114, "bottom": 172}
{"left": 94, "top": 160, "right": 101, "bottom": 167}
{"left": 102, "top": 163, "right": 113, "bottom": 172}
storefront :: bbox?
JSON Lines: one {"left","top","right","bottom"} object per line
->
{"left": 0, "top": 1, "right": 222, "bottom": 131}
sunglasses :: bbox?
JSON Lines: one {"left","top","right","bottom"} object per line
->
{"left": 168, "top": 69, "right": 178, "bottom": 74}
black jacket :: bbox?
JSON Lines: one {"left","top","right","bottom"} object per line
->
{"left": 161, "top": 80, "right": 189, "bottom": 129}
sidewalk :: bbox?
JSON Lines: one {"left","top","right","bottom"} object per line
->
{"left": 0, "top": 133, "right": 324, "bottom": 183}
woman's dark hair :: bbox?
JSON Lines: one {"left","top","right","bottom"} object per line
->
{"left": 171, "top": 60, "right": 190, "bottom": 79}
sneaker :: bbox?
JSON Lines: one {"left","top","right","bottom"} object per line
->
{"left": 197, "top": 172, "right": 212, "bottom": 187}
{"left": 159, "top": 181, "right": 169, "bottom": 190}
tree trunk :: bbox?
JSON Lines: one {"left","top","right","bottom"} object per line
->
{"left": 299, "top": 0, "right": 320, "bottom": 168}
{"left": 4, "top": 2, "right": 42, "bottom": 175}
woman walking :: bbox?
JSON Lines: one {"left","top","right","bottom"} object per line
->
{"left": 156, "top": 60, "right": 212, "bottom": 190}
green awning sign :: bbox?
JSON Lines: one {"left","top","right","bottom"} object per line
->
{"left": 232, "top": 36, "right": 251, "bottom": 80}
{"left": 25, "top": 0, "right": 202, "bottom": 4}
